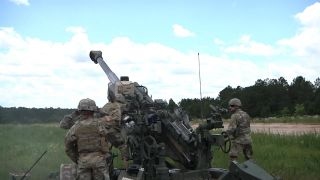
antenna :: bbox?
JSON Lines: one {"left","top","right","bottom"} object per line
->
{"left": 198, "top": 53, "right": 203, "bottom": 119}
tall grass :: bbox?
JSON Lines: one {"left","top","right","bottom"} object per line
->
{"left": 211, "top": 132, "right": 320, "bottom": 180}
{"left": 1, "top": 124, "right": 319, "bottom": 179}
{"left": 0, "top": 124, "right": 70, "bottom": 179}
{"left": 0, "top": 123, "right": 125, "bottom": 179}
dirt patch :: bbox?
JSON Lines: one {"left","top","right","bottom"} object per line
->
{"left": 192, "top": 123, "right": 320, "bottom": 135}
{"left": 250, "top": 123, "right": 320, "bottom": 135}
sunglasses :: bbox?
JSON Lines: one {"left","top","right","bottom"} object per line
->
{"left": 229, "top": 105, "right": 236, "bottom": 107}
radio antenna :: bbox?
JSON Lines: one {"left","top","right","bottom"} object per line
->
{"left": 198, "top": 53, "right": 203, "bottom": 119}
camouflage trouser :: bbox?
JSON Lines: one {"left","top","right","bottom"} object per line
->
{"left": 229, "top": 142, "right": 253, "bottom": 160}
{"left": 107, "top": 129, "right": 129, "bottom": 160}
{"left": 77, "top": 152, "right": 110, "bottom": 180}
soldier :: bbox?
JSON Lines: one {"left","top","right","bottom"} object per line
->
{"left": 227, "top": 98, "right": 253, "bottom": 162}
{"left": 100, "top": 84, "right": 129, "bottom": 168}
{"left": 60, "top": 110, "right": 108, "bottom": 129}
{"left": 65, "top": 98, "right": 111, "bottom": 180}
{"left": 60, "top": 108, "right": 106, "bottom": 129}
{"left": 60, "top": 92, "right": 128, "bottom": 169}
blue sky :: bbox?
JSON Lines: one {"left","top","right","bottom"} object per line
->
{"left": 2, "top": 1, "right": 310, "bottom": 46}
{"left": 1, "top": 0, "right": 320, "bottom": 108}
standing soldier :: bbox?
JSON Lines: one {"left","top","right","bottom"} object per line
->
{"left": 100, "top": 83, "right": 129, "bottom": 168}
{"left": 227, "top": 98, "right": 253, "bottom": 162}
{"left": 65, "top": 98, "right": 111, "bottom": 180}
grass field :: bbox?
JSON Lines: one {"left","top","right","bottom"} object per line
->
{"left": 210, "top": 130, "right": 320, "bottom": 180}
{"left": 0, "top": 123, "right": 319, "bottom": 180}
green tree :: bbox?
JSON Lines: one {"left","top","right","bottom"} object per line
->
{"left": 314, "top": 77, "right": 320, "bottom": 89}
{"left": 294, "top": 104, "right": 305, "bottom": 116}
{"left": 280, "top": 107, "right": 290, "bottom": 116}
{"left": 289, "top": 76, "right": 314, "bottom": 114}
{"left": 309, "top": 81, "right": 320, "bottom": 114}
{"left": 217, "top": 85, "right": 241, "bottom": 107}
{"left": 266, "top": 77, "right": 290, "bottom": 116}
{"left": 167, "top": 98, "right": 178, "bottom": 112}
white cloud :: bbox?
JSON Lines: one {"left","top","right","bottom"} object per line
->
{"left": 9, "top": 0, "right": 30, "bottom": 6}
{"left": 278, "top": 2, "right": 320, "bottom": 59}
{"left": 223, "top": 35, "right": 277, "bottom": 56}
{"left": 172, "top": 24, "right": 195, "bottom": 38}
{"left": 295, "top": 2, "right": 320, "bottom": 27}
{"left": 213, "top": 38, "right": 225, "bottom": 46}
{"left": 2, "top": 5, "right": 320, "bottom": 109}
{"left": 0, "top": 27, "right": 25, "bottom": 49}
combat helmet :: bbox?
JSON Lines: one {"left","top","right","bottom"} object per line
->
{"left": 228, "top": 98, "right": 242, "bottom": 107}
{"left": 78, "top": 98, "right": 98, "bottom": 111}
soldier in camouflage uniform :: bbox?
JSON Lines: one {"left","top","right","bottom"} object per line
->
{"left": 227, "top": 98, "right": 253, "bottom": 162}
{"left": 65, "top": 98, "right": 111, "bottom": 180}
{"left": 60, "top": 89, "right": 129, "bottom": 168}
{"left": 100, "top": 84, "right": 129, "bottom": 168}
{"left": 60, "top": 109, "right": 106, "bottom": 129}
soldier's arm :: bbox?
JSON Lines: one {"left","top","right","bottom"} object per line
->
{"left": 112, "top": 103, "right": 122, "bottom": 126}
{"left": 100, "top": 102, "right": 110, "bottom": 115}
{"left": 226, "top": 114, "right": 238, "bottom": 137}
{"left": 59, "top": 110, "right": 79, "bottom": 129}
{"left": 64, "top": 127, "right": 78, "bottom": 163}
{"left": 101, "top": 102, "right": 122, "bottom": 126}
{"left": 99, "top": 115, "right": 115, "bottom": 129}
{"left": 59, "top": 115, "right": 73, "bottom": 129}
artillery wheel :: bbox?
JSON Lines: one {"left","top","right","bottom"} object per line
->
{"left": 142, "top": 135, "right": 157, "bottom": 159}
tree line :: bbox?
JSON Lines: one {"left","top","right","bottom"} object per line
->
{"left": 176, "top": 76, "right": 320, "bottom": 118}
{"left": 1, "top": 76, "right": 319, "bottom": 123}
{"left": 0, "top": 107, "right": 75, "bottom": 124}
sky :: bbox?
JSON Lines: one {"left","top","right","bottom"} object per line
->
{"left": 1, "top": 0, "right": 320, "bottom": 108}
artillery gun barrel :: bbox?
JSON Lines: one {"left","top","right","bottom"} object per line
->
{"left": 89, "top": 50, "right": 153, "bottom": 105}
{"left": 89, "top": 50, "right": 119, "bottom": 84}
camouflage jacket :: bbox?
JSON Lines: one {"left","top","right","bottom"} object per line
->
{"left": 59, "top": 110, "right": 81, "bottom": 129}
{"left": 60, "top": 110, "right": 108, "bottom": 130}
{"left": 64, "top": 117, "right": 111, "bottom": 163}
{"left": 227, "top": 109, "right": 252, "bottom": 144}
{"left": 100, "top": 102, "right": 122, "bottom": 129}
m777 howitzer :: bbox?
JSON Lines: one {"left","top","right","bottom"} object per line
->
{"left": 77, "top": 50, "right": 277, "bottom": 180}
{"left": 87, "top": 50, "right": 277, "bottom": 180}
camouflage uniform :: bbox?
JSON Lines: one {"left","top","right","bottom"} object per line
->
{"left": 60, "top": 111, "right": 105, "bottom": 129}
{"left": 60, "top": 100, "right": 128, "bottom": 164}
{"left": 65, "top": 98, "right": 111, "bottom": 180}
{"left": 227, "top": 99, "right": 253, "bottom": 160}
{"left": 60, "top": 110, "right": 81, "bottom": 129}
{"left": 101, "top": 101, "right": 128, "bottom": 161}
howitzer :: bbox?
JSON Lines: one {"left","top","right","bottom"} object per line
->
{"left": 86, "top": 50, "right": 278, "bottom": 180}
{"left": 58, "top": 51, "right": 277, "bottom": 180}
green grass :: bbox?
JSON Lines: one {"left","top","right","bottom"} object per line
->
{"left": 0, "top": 124, "right": 70, "bottom": 179}
{"left": 1, "top": 124, "right": 320, "bottom": 179}
{"left": 211, "top": 132, "right": 320, "bottom": 180}
{"left": 0, "top": 123, "right": 126, "bottom": 179}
